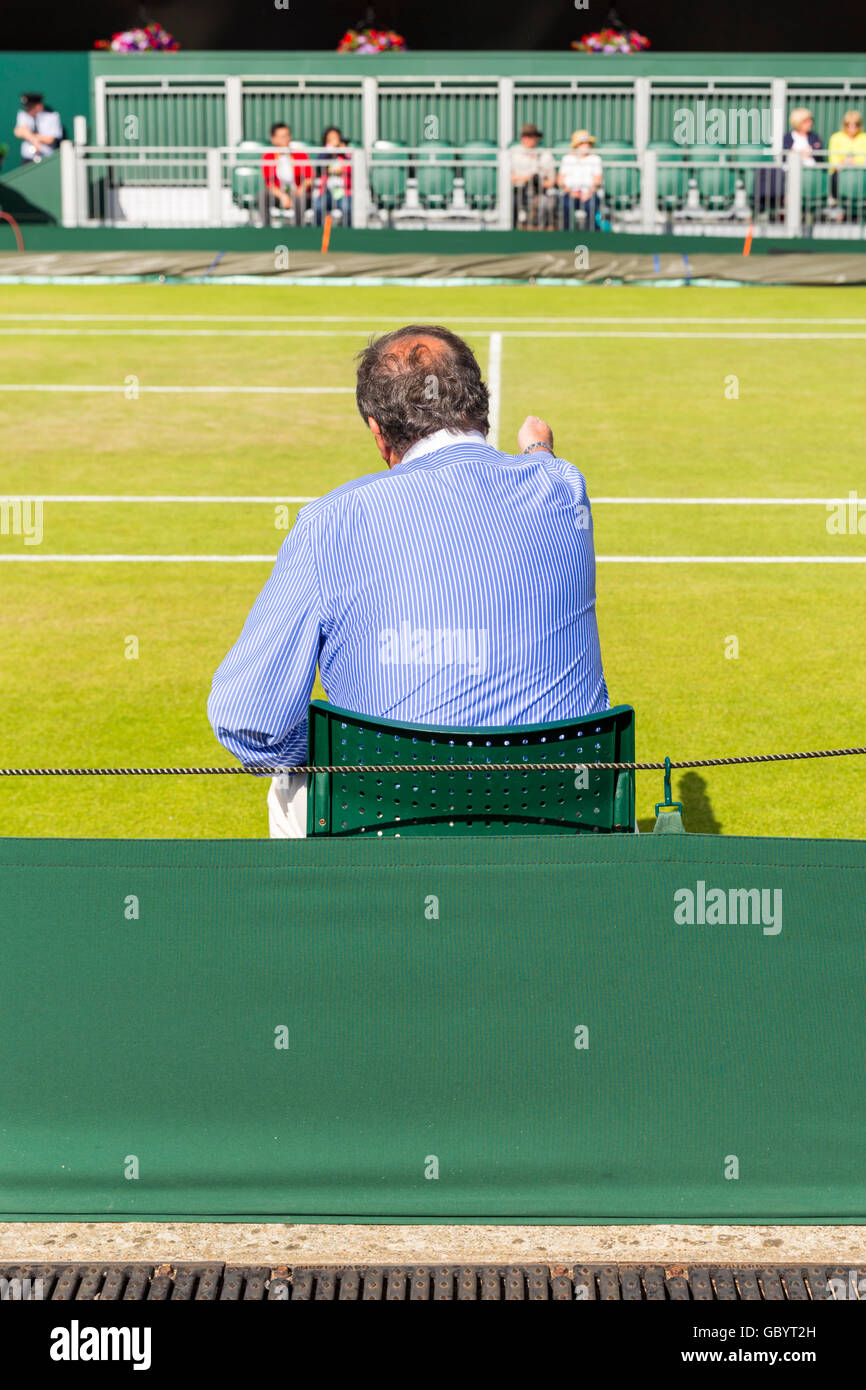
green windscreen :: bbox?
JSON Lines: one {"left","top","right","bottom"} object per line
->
{"left": 0, "top": 832, "right": 864, "bottom": 1223}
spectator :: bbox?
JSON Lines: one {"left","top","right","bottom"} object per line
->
{"left": 558, "top": 129, "right": 604, "bottom": 231}
{"left": 828, "top": 110, "right": 866, "bottom": 171}
{"left": 511, "top": 122, "right": 556, "bottom": 229}
{"left": 827, "top": 110, "right": 866, "bottom": 218}
{"left": 783, "top": 108, "right": 822, "bottom": 166}
{"left": 262, "top": 122, "right": 313, "bottom": 224}
{"left": 313, "top": 126, "right": 352, "bottom": 227}
{"left": 14, "top": 92, "right": 62, "bottom": 164}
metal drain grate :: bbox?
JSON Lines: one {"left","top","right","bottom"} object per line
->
{"left": 0, "top": 1264, "right": 859, "bottom": 1301}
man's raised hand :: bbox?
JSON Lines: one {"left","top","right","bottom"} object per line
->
{"left": 517, "top": 415, "right": 554, "bottom": 454}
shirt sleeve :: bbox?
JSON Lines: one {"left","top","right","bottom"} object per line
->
{"left": 207, "top": 516, "right": 323, "bottom": 769}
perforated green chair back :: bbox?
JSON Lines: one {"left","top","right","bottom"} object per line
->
{"left": 306, "top": 700, "right": 636, "bottom": 837}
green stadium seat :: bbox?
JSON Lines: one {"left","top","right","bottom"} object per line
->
{"left": 728, "top": 146, "right": 774, "bottom": 196}
{"left": 801, "top": 164, "right": 828, "bottom": 214}
{"left": 305, "top": 700, "right": 636, "bottom": 837}
{"left": 369, "top": 140, "right": 409, "bottom": 210}
{"left": 599, "top": 142, "right": 636, "bottom": 163}
{"left": 648, "top": 141, "right": 685, "bottom": 158}
{"left": 689, "top": 146, "right": 736, "bottom": 207}
{"left": 462, "top": 140, "right": 498, "bottom": 207}
{"left": 648, "top": 142, "right": 689, "bottom": 208}
{"left": 231, "top": 144, "right": 266, "bottom": 216}
{"left": 604, "top": 162, "right": 640, "bottom": 209}
{"left": 836, "top": 166, "right": 866, "bottom": 220}
{"left": 413, "top": 140, "right": 456, "bottom": 207}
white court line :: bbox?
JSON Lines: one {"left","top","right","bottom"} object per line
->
{"left": 22, "top": 495, "right": 856, "bottom": 506}
{"left": 487, "top": 332, "right": 502, "bottom": 450}
{"left": 28, "top": 495, "right": 319, "bottom": 504}
{"left": 4, "top": 328, "right": 866, "bottom": 340}
{"left": 2, "top": 555, "right": 863, "bottom": 564}
{"left": 0, "top": 384, "right": 352, "bottom": 394}
{"left": 4, "top": 314, "right": 866, "bottom": 325}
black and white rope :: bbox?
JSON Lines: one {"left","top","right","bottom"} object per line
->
{"left": 1, "top": 747, "right": 864, "bottom": 776}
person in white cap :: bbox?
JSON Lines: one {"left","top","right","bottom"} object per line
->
{"left": 558, "top": 129, "right": 604, "bottom": 231}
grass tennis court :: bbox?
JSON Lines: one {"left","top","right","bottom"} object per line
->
{"left": 1, "top": 281, "right": 864, "bottom": 839}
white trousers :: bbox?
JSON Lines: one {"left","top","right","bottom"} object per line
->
{"left": 267, "top": 774, "right": 309, "bottom": 838}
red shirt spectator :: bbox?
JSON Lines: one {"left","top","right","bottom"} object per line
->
{"left": 262, "top": 122, "right": 313, "bottom": 213}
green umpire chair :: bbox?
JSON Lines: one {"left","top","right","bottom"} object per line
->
{"left": 305, "top": 700, "right": 636, "bottom": 837}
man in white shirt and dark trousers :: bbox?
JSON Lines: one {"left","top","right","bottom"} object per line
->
{"left": 14, "top": 94, "right": 62, "bottom": 163}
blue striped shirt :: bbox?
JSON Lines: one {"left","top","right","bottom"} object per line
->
{"left": 208, "top": 432, "right": 609, "bottom": 767}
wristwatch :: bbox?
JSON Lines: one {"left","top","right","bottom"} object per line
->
{"left": 521, "top": 440, "right": 554, "bottom": 454}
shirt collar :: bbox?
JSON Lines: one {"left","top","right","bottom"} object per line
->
{"left": 397, "top": 428, "right": 488, "bottom": 468}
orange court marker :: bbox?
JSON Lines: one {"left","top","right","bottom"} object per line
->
{"left": 321, "top": 213, "right": 332, "bottom": 254}
{"left": 743, "top": 224, "right": 753, "bottom": 257}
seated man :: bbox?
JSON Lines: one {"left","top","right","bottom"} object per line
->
{"left": 262, "top": 122, "right": 313, "bottom": 224}
{"left": 208, "top": 325, "right": 609, "bottom": 836}
{"left": 510, "top": 123, "right": 556, "bottom": 229}
{"left": 14, "top": 92, "right": 62, "bottom": 163}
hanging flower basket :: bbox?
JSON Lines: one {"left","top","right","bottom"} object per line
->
{"left": 571, "top": 29, "right": 650, "bottom": 54}
{"left": 337, "top": 28, "right": 407, "bottom": 53}
{"left": 94, "top": 23, "right": 179, "bottom": 52}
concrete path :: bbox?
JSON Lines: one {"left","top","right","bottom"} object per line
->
{"left": 2, "top": 1223, "right": 864, "bottom": 1266}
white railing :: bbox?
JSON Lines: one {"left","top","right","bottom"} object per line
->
{"left": 91, "top": 71, "right": 866, "bottom": 158}
{"left": 60, "top": 142, "right": 866, "bottom": 240}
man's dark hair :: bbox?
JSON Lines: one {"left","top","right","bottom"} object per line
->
{"left": 270, "top": 121, "right": 290, "bottom": 137}
{"left": 21, "top": 93, "right": 44, "bottom": 109}
{"left": 355, "top": 325, "right": 489, "bottom": 456}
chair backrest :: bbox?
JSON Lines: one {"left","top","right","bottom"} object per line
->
{"left": 414, "top": 141, "right": 456, "bottom": 202}
{"left": 836, "top": 166, "right": 866, "bottom": 209}
{"left": 306, "top": 700, "right": 636, "bottom": 837}
{"left": 461, "top": 141, "right": 498, "bottom": 204}
{"left": 696, "top": 163, "right": 736, "bottom": 202}
{"left": 232, "top": 165, "right": 263, "bottom": 206}
{"left": 656, "top": 162, "right": 689, "bottom": 203}
{"left": 801, "top": 164, "right": 828, "bottom": 205}
{"left": 604, "top": 163, "right": 640, "bottom": 205}
{"left": 647, "top": 141, "right": 686, "bottom": 162}
{"left": 689, "top": 144, "right": 726, "bottom": 164}
{"left": 598, "top": 144, "right": 636, "bottom": 163}
{"left": 369, "top": 140, "right": 408, "bottom": 205}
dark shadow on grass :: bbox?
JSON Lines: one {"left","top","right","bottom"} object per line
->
{"left": 638, "top": 771, "right": 723, "bottom": 835}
